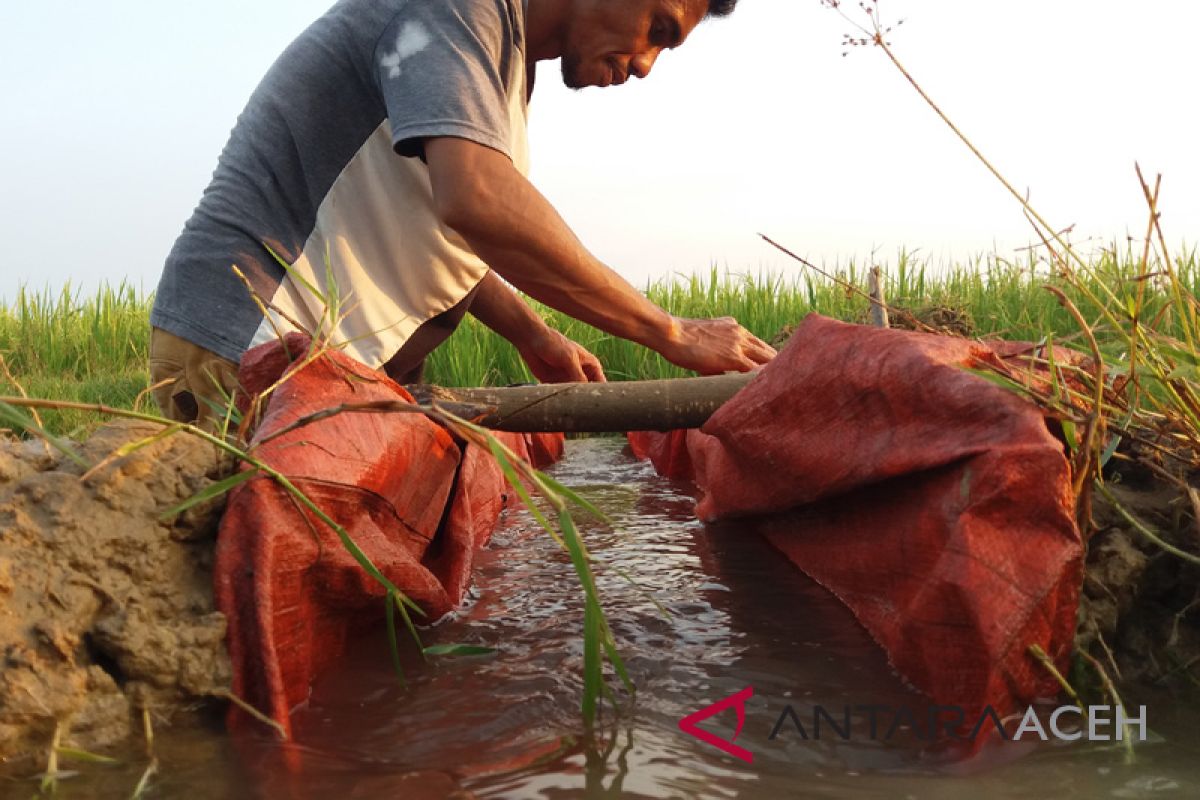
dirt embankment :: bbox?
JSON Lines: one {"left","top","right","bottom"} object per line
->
{"left": 1077, "top": 453, "right": 1200, "bottom": 690}
{"left": 0, "top": 421, "right": 234, "bottom": 768}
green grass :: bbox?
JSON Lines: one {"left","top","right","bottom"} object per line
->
{"left": 426, "top": 249, "right": 1198, "bottom": 385}
{"left": 0, "top": 282, "right": 151, "bottom": 434}
{"left": 2, "top": 250, "right": 1196, "bottom": 436}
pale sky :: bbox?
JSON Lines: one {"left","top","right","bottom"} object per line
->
{"left": 2, "top": 1, "right": 1197, "bottom": 303}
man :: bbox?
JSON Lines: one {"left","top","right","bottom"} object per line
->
{"left": 150, "top": 0, "right": 775, "bottom": 424}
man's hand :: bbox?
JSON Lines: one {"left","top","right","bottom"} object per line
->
{"left": 519, "top": 327, "right": 606, "bottom": 384}
{"left": 468, "top": 271, "right": 605, "bottom": 383}
{"left": 660, "top": 317, "right": 777, "bottom": 375}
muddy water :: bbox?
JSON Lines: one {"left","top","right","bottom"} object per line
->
{"left": 31, "top": 438, "right": 1199, "bottom": 799}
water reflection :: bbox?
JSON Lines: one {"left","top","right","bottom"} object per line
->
{"left": 59, "top": 438, "right": 1200, "bottom": 798}
{"left": 286, "top": 439, "right": 1200, "bottom": 798}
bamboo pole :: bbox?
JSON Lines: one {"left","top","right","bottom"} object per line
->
{"left": 408, "top": 372, "right": 756, "bottom": 433}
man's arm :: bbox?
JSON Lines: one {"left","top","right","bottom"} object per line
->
{"left": 424, "top": 137, "right": 775, "bottom": 375}
{"left": 470, "top": 269, "right": 605, "bottom": 383}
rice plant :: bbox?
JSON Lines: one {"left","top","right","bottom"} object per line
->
{"left": 4, "top": 257, "right": 1198, "bottom": 434}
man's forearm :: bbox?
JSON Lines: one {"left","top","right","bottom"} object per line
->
{"left": 468, "top": 270, "right": 607, "bottom": 384}
{"left": 468, "top": 270, "right": 547, "bottom": 349}
{"left": 426, "top": 137, "right": 679, "bottom": 352}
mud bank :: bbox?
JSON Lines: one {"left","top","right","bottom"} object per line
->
{"left": 0, "top": 421, "right": 234, "bottom": 769}
{"left": 1077, "top": 453, "right": 1200, "bottom": 691}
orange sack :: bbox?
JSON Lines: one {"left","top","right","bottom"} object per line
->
{"left": 215, "top": 334, "right": 563, "bottom": 736}
{"left": 630, "top": 314, "right": 1083, "bottom": 732}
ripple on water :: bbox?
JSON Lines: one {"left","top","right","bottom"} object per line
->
{"left": 72, "top": 437, "right": 1200, "bottom": 799}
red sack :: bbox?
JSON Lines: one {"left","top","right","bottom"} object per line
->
{"left": 215, "top": 335, "right": 565, "bottom": 735}
{"left": 631, "top": 314, "right": 1083, "bottom": 734}
{"left": 627, "top": 429, "right": 694, "bottom": 481}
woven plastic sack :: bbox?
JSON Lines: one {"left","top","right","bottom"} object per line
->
{"left": 215, "top": 334, "right": 563, "bottom": 735}
{"left": 631, "top": 314, "right": 1083, "bottom": 730}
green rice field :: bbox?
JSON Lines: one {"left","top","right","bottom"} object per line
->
{"left": 1, "top": 249, "right": 1196, "bottom": 435}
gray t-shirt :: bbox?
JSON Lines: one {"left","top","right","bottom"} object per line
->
{"left": 151, "top": 0, "right": 530, "bottom": 372}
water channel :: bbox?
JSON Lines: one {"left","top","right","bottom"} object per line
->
{"left": 33, "top": 438, "right": 1199, "bottom": 798}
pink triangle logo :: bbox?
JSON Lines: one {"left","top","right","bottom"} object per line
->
{"left": 678, "top": 686, "right": 754, "bottom": 764}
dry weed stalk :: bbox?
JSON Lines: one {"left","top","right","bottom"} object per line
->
{"left": 821, "top": 0, "right": 1200, "bottom": 540}
{"left": 822, "top": 0, "right": 1200, "bottom": 738}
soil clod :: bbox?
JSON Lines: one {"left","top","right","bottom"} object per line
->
{"left": 0, "top": 421, "right": 234, "bottom": 768}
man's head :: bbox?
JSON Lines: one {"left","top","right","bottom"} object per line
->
{"left": 557, "top": 0, "right": 738, "bottom": 90}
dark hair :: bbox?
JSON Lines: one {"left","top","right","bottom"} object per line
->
{"left": 707, "top": 0, "right": 738, "bottom": 16}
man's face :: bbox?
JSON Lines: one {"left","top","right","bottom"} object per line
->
{"left": 560, "top": 0, "right": 709, "bottom": 89}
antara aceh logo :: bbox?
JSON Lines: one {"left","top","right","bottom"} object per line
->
{"left": 677, "top": 686, "right": 755, "bottom": 764}
{"left": 678, "top": 686, "right": 1147, "bottom": 763}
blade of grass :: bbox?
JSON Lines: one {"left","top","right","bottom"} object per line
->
{"left": 209, "top": 690, "right": 287, "bottom": 740}
{"left": 423, "top": 644, "right": 497, "bottom": 657}
{"left": 54, "top": 746, "right": 120, "bottom": 766}
{"left": 582, "top": 595, "right": 602, "bottom": 725}
{"left": 485, "top": 437, "right": 554, "bottom": 532}
{"left": 0, "top": 399, "right": 87, "bottom": 467}
{"left": 385, "top": 590, "right": 406, "bottom": 685}
{"left": 392, "top": 592, "right": 425, "bottom": 659}
{"left": 1096, "top": 481, "right": 1200, "bottom": 566}
{"left": 130, "top": 759, "right": 158, "bottom": 800}
{"left": 536, "top": 473, "right": 612, "bottom": 524}
{"left": 159, "top": 468, "right": 259, "bottom": 520}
